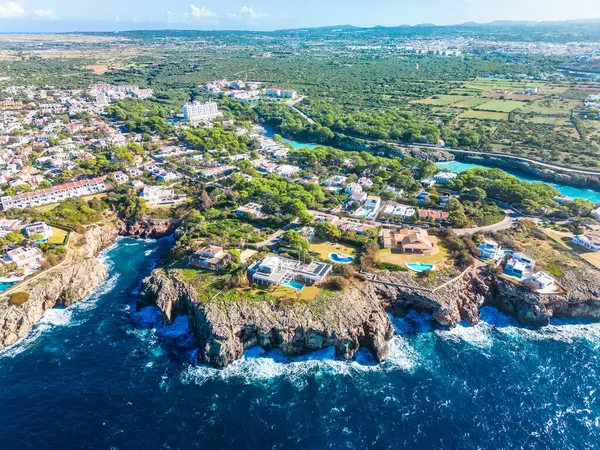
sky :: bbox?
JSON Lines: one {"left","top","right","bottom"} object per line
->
{"left": 1, "top": 0, "right": 600, "bottom": 32}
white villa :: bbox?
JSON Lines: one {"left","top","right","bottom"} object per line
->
{"left": 478, "top": 240, "right": 504, "bottom": 260}
{"left": 24, "top": 222, "right": 53, "bottom": 240}
{"left": 573, "top": 233, "right": 600, "bottom": 252}
{"left": 523, "top": 272, "right": 556, "bottom": 292}
{"left": 504, "top": 253, "right": 536, "bottom": 279}
{"left": 591, "top": 207, "right": 600, "bottom": 222}
{"left": 248, "top": 256, "right": 332, "bottom": 287}
{"left": 141, "top": 186, "right": 186, "bottom": 207}
{"left": 433, "top": 172, "right": 458, "bottom": 183}
{"left": 351, "top": 195, "right": 381, "bottom": 221}
{"left": 1, "top": 247, "right": 44, "bottom": 272}
{"left": 378, "top": 203, "right": 416, "bottom": 220}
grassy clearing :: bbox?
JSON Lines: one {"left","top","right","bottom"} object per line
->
{"left": 309, "top": 240, "right": 357, "bottom": 260}
{"left": 459, "top": 110, "right": 509, "bottom": 121}
{"left": 513, "top": 115, "right": 572, "bottom": 126}
{"left": 376, "top": 245, "right": 448, "bottom": 266}
{"left": 451, "top": 97, "right": 489, "bottom": 108}
{"left": 474, "top": 100, "right": 526, "bottom": 113}
{"left": 48, "top": 227, "right": 69, "bottom": 245}
{"left": 518, "top": 99, "right": 578, "bottom": 116}
{"left": 412, "top": 95, "right": 467, "bottom": 106}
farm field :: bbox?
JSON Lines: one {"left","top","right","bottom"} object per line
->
{"left": 512, "top": 115, "right": 572, "bottom": 126}
{"left": 474, "top": 99, "right": 526, "bottom": 113}
{"left": 459, "top": 110, "right": 509, "bottom": 121}
{"left": 411, "top": 94, "right": 467, "bottom": 106}
{"left": 451, "top": 97, "right": 490, "bottom": 108}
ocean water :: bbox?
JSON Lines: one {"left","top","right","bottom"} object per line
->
{"left": 2, "top": 238, "right": 600, "bottom": 449}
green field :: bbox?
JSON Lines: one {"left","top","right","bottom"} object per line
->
{"left": 518, "top": 99, "right": 578, "bottom": 116}
{"left": 48, "top": 227, "right": 69, "bottom": 245}
{"left": 459, "top": 110, "right": 509, "bottom": 121}
{"left": 412, "top": 94, "right": 467, "bottom": 106}
{"left": 451, "top": 97, "right": 490, "bottom": 108}
{"left": 513, "top": 115, "right": 572, "bottom": 126}
{"left": 474, "top": 100, "right": 526, "bottom": 113}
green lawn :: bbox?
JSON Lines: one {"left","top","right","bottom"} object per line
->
{"left": 376, "top": 246, "right": 448, "bottom": 266}
{"left": 459, "top": 110, "right": 509, "bottom": 121}
{"left": 309, "top": 240, "right": 357, "bottom": 260}
{"left": 474, "top": 100, "right": 526, "bottom": 113}
{"left": 451, "top": 97, "right": 489, "bottom": 108}
{"left": 48, "top": 227, "right": 69, "bottom": 245}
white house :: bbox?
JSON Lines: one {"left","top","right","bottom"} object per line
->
{"left": 345, "top": 183, "right": 363, "bottom": 195}
{"left": 591, "top": 207, "right": 600, "bottom": 222}
{"left": 573, "top": 233, "right": 600, "bottom": 252}
{"left": 433, "top": 172, "right": 458, "bottom": 183}
{"left": 477, "top": 240, "right": 503, "bottom": 260}
{"left": 141, "top": 186, "right": 186, "bottom": 207}
{"left": 2, "top": 247, "right": 44, "bottom": 271}
{"left": 523, "top": 272, "right": 556, "bottom": 291}
{"left": 504, "top": 253, "right": 536, "bottom": 279}
{"left": 24, "top": 222, "right": 53, "bottom": 240}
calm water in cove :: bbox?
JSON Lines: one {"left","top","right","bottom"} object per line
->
{"left": 1, "top": 238, "right": 600, "bottom": 449}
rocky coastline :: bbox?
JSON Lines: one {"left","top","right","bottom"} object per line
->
{"left": 139, "top": 264, "right": 600, "bottom": 369}
{"left": 3, "top": 215, "right": 600, "bottom": 366}
{"left": 0, "top": 216, "right": 176, "bottom": 351}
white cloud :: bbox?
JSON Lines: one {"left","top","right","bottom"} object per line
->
{"left": 0, "top": 1, "right": 26, "bottom": 19}
{"left": 226, "top": 6, "right": 270, "bottom": 21}
{"left": 33, "top": 8, "right": 53, "bottom": 17}
{"left": 167, "top": 4, "right": 217, "bottom": 24}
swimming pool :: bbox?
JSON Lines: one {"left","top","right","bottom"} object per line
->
{"left": 406, "top": 263, "right": 435, "bottom": 272}
{"left": 329, "top": 253, "right": 355, "bottom": 264}
{"left": 282, "top": 280, "right": 305, "bottom": 291}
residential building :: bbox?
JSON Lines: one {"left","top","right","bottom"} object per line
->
{"left": 352, "top": 195, "right": 381, "bottom": 221}
{"left": 2, "top": 247, "right": 44, "bottom": 270}
{"left": 276, "top": 165, "right": 300, "bottom": 177}
{"left": 591, "top": 207, "right": 600, "bottom": 222}
{"left": 380, "top": 228, "right": 439, "bottom": 255}
{"left": 1, "top": 177, "right": 107, "bottom": 210}
{"left": 378, "top": 203, "right": 416, "bottom": 220}
{"left": 248, "top": 255, "right": 332, "bottom": 287}
{"left": 112, "top": 171, "right": 129, "bottom": 184}
{"left": 523, "top": 272, "right": 556, "bottom": 291}
{"left": 235, "top": 202, "right": 265, "bottom": 219}
{"left": 345, "top": 183, "right": 363, "bottom": 195}
{"left": 504, "top": 253, "right": 536, "bottom": 279}
{"left": 199, "top": 165, "right": 236, "bottom": 179}
{"left": 573, "top": 233, "right": 600, "bottom": 252}
{"left": 433, "top": 172, "right": 458, "bottom": 183}
{"left": 141, "top": 186, "right": 186, "bottom": 207}
{"left": 24, "top": 222, "right": 53, "bottom": 240}
{"left": 478, "top": 240, "right": 503, "bottom": 260}
{"left": 189, "top": 246, "right": 229, "bottom": 271}
{"left": 183, "top": 101, "right": 222, "bottom": 123}
{"left": 322, "top": 175, "right": 347, "bottom": 187}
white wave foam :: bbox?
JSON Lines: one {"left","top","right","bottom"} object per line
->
{"left": 435, "top": 322, "right": 494, "bottom": 349}
{"left": 0, "top": 274, "right": 120, "bottom": 358}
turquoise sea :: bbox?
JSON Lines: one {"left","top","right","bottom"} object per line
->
{"left": 263, "top": 127, "right": 600, "bottom": 203}
{"left": 438, "top": 161, "right": 600, "bottom": 204}
{"left": 2, "top": 238, "right": 600, "bottom": 448}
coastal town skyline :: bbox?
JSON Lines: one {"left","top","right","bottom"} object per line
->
{"left": 1, "top": 0, "right": 600, "bottom": 32}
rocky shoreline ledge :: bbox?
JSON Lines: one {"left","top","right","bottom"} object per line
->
{"left": 2, "top": 219, "right": 599, "bottom": 367}
{"left": 0, "top": 217, "right": 176, "bottom": 351}
{"left": 139, "top": 263, "right": 600, "bottom": 369}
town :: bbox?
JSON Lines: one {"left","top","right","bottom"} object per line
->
{"left": 0, "top": 79, "right": 598, "bottom": 304}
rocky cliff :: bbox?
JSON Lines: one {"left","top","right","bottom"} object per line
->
{"left": 0, "top": 224, "right": 118, "bottom": 349}
{"left": 139, "top": 270, "right": 394, "bottom": 368}
{"left": 118, "top": 217, "right": 180, "bottom": 239}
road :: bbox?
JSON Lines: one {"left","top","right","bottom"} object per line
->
{"left": 287, "top": 97, "right": 315, "bottom": 125}
{"left": 310, "top": 209, "right": 515, "bottom": 235}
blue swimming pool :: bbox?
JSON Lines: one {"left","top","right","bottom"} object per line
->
{"left": 0, "top": 282, "right": 15, "bottom": 292}
{"left": 406, "top": 263, "right": 435, "bottom": 272}
{"left": 329, "top": 253, "right": 355, "bottom": 264}
{"left": 282, "top": 280, "right": 305, "bottom": 291}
